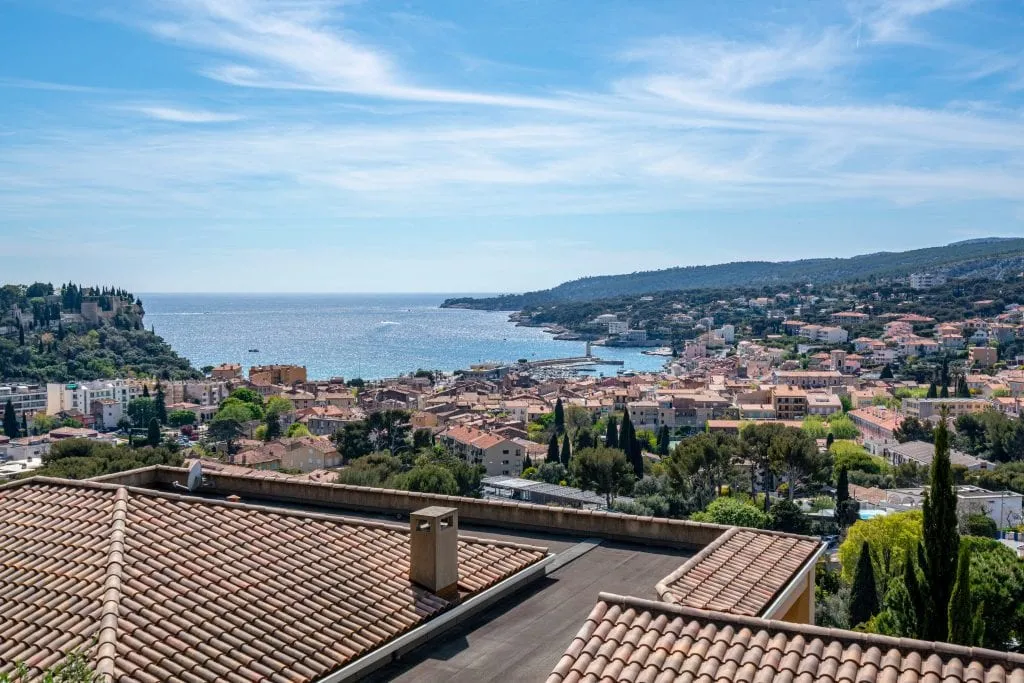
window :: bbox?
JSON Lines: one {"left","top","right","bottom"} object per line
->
{"left": 502, "top": 449, "right": 509, "bottom": 455}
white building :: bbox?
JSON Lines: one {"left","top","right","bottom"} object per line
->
{"left": 607, "top": 321, "right": 628, "bottom": 335}
{"left": 47, "top": 379, "right": 142, "bottom": 416}
{"left": 909, "top": 272, "right": 947, "bottom": 290}
{"left": 0, "top": 384, "right": 48, "bottom": 418}
{"left": 719, "top": 324, "right": 735, "bottom": 343}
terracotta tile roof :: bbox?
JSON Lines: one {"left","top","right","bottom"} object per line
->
{"left": 655, "top": 528, "right": 822, "bottom": 617}
{"left": 0, "top": 479, "right": 546, "bottom": 681}
{"left": 548, "top": 593, "right": 1024, "bottom": 683}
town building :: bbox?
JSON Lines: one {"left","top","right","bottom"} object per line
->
{"left": 770, "top": 370, "right": 845, "bottom": 389}
{"left": 210, "top": 362, "right": 243, "bottom": 380}
{"left": 249, "top": 364, "right": 308, "bottom": 386}
{"left": 970, "top": 346, "right": 999, "bottom": 368}
{"left": 45, "top": 379, "right": 141, "bottom": 418}
{"left": 909, "top": 272, "right": 947, "bottom": 289}
{"left": 439, "top": 425, "right": 524, "bottom": 476}
{"left": 772, "top": 386, "right": 807, "bottom": 420}
{"left": 901, "top": 397, "right": 990, "bottom": 421}
{"left": 0, "top": 383, "right": 48, "bottom": 418}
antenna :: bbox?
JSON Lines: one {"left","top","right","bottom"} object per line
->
{"left": 173, "top": 460, "right": 206, "bottom": 492}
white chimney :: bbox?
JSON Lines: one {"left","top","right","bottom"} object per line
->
{"left": 409, "top": 506, "right": 460, "bottom": 600}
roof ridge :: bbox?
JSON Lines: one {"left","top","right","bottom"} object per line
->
{"left": 95, "top": 486, "right": 129, "bottom": 681}
{"left": 596, "top": 592, "right": 1024, "bottom": 668}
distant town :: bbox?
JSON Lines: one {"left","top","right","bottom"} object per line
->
{"left": 3, "top": 267, "right": 1024, "bottom": 678}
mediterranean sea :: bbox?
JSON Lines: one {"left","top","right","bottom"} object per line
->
{"left": 141, "top": 293, "right": 667, "bottom": 381}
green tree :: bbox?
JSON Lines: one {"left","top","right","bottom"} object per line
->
{"left": 207, "top": 402, "right": 252, "bottom": 454}
{"left": 921, "top": 415, "right": 960, "bottom": 642}
{"left": 167, "top": 410, "right": 196, "bottom": 428}
{"left": 880, "top": 364, "right": 894, "bottom": 380}
{"left": 926, "top": 382, "right": 938, "bottom": 399}
{"left": 656, "top": 425, "right": 671, "bottom": 456}
{"left": 741, "top": 422, "right": 787, "bottom": 513}
{"left": 894, "top": 416, "right": 934, "bottom": 443}
{"left": 32, "top": 412, "right": 58, "bottom": 435}
{"left": 770, "top": 498, "right": 810, "bottom": 534}
{"left": 940, "top": 384, "right": 950, "bottom": 398}
{"left": 126, "top": 397, "right": 156, "bottom": 428}
{"left": 547, "top": 432, "right": 560, "bottom": 463}
{"left": 534, "top": 461, "right": 567, "bottom": 485}
{"left": 560, "top": 432, "right": 571, "bottom": 467}
{"left": 569, "top": 447, "right": 635, "bottom": 507}
{"left": 605, "top": 415, "right": 619, "bottom": 449}
{"left": 838, "top": 510, "right": 922, "bottom": 583}
{"left": 691, "top": 496, "right": 770, "bottom": 529}
{"left": 962, "top": 514, "right": 998, "bottom": 538}
{"left": 286, "top": 422, "right": 311, "bottom": 438}
{"left": 947, "top": 545, "right": 983, "bottom": 646}
{"left": 412, "top": 428, "right": 433, "bottom": 450}
{"left": 849, "top": 541, "right": 880, "bottom": 628}
{"left": 3, "top": 399, "right": 20, "bottom": 438}
{"left": 153, "top": 382, "right": 167, "bottom": 425}
{"left": 146, "top": 418, "right": 161, "bottom": 447}
{"left": 398, "top": 464, "right": 459, "bottom": 496}
{"left": 901, "top": 549, "right": 925, "bottom": 639}
{"left": 332, "top": 421, "right": 373, "bottom": 461}
{"left": 771, "top": 427, "right": 822, "bottom": 500}
{"left": 553, "top": 397, "right": 565, "bottom": 435}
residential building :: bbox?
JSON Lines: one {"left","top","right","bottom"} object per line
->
{"left": 848, "top": 406, "right": 901, "bottom": 441}
{"left": 46, "top": 379, "right": 141, "bottom": 416}
{"left": 619, "top": 328, "right": 648, "bottom": 344}
{"left": 210, "top": 363, "right": 243, "bottom": 380}
{"left": 89, "top": 398, "right": 123, "bottom": 430}
{"left": 970, "top": 346, "right": 998, "bottom": 368}
{"left": 884, "top": 440, "right": 988, "bottom": 471}
{"left": 607, "top": 320, "right": 627, "bottom": 335}
{"left": 770, "top": 370, "right": 845, "bottom": 389}
{"left": 902, "top": 397, "right": 989, "bottom": 421}
{"left": 627, "top": 400, "right": 660, "bottom": 428}
{"left": 909, "top": 272, "right": 947, "bottom": 289}
{"left": 439, "top": 425, "right": 523, "bottom": 476}
{"left": 0, "top": 383, "right": 48, "bottom": 418}
{"left": 805, "top": 392, "right": 843, "bottom": 417}
{"left": 249, "top": 364, "right": 308, "bottom": 386}
{"left": 773, "top": 386, "right": 807, "bottom": 420}
{"left": 235, "top": 436, "right": 341, "bottom": 472}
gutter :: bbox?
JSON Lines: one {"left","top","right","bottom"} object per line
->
{"left": 316, "top": 553, "right": 555, "bottom": 683}
{"left": 762, "top": 541, "right": 827, "bottom": 620}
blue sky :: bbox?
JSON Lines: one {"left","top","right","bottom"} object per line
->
{"left": 1, "top": 0, "right": 1022, "bottom": 293}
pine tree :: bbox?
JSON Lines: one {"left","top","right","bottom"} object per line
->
{"left": 948, "top": 545, "right": 980, "bottom": 646}
{"left": 605, "top": 416, "right": 619, "bottom": 449}
{"left": 656, "top": 425, "right": 670, "bottom": 456}
{"left": 926, "top": 382, "right": 938, "bottom": 399}
{"left": 553, "top": 398, "right": 565, "bottom": 435}
{"left": 146, "top": 418, "right": 161, "bottom": 447}
{"left": 560, "top": 432, "right": 571, "bottom": 467}
{"left": 922, "top": 414, "right": 959, "bottom": 641}
{"left": 3, "top": 400, "right": 20, "bottom": 439}
{"left": 849, "top": 541, "right": 880, "bottom": 628}
{"left": 547, "top": 432, "right": 560, "bottom": 463}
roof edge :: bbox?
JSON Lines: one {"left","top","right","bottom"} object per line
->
{"left": 595, "top": 593, "right": 1024, "bottom": 668}
{"left": 655, "top": 527, "right": 738, "bottom": 603}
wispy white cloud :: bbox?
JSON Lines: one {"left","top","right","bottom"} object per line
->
{"left": 850, "top": 0, "right": 969, "bottom": 44}
{"left": 130, "top": 105, "right": 243, "bottom": 123}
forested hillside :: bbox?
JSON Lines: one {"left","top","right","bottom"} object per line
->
{"left": 444, "top": 238, "right": 1024, "bottom": 310}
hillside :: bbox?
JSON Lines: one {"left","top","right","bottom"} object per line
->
{"left": 0, "top": 282, "right": 200, "bottom": 382}
{"left": 444, "top": 238, "right": 1024, "bottom": 310}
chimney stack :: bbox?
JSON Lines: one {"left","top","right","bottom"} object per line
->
{"left": 409, "top": 506, "right": 460, "bottom": 600}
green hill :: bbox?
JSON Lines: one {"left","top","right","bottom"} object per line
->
{"left": 443, "top": 238, "right": 1024, "bottom": 310}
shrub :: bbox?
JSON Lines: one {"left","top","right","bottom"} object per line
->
{"left": 691, "top": 497, "right": 770, "bottom": 529}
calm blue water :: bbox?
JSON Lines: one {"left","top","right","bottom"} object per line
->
{"left": 141, "top": 293, "right": 666, "bottom": 380}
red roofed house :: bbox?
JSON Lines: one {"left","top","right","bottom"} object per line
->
{"left": 439, "top": 425, "right": 524, "bottom": 477}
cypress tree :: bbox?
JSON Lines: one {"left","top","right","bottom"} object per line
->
{"left": 154, "top": 382, "right": 168, "bottom": 425}
{"left": 903, "top": 548, "right": 925, "bottom": 639}
{"left": 922, "top": 414, "right": 959, "bottom": 641}
{"left": 522, "top": 454, "right": 532, "bottom": 470}
{"left": 560, "top": 432, "right": 571, "bottom": 467}
{"left": 553, "top": 398, "right": 565, "bottom": 435}
{"left": 880, "top": 364, "right": 894, "bottom": 380}
{"left": 576, "top": 429, "right": 594, "bottom": 450}
{"left": 826, "top": 432, "right": 835, "bottom": 450}
{"left": 18, "top": 327, "right": 24, "bottom": 346}
{"left": 940, "top": 384, "right": 950, "bottom": 399}
{"left": 146, "top": 418, "right": 161, "bottom": 447}
{"left": 948, "top": 545, "right": 980, "bottom": 646}
{"left": 656, "top": 425, "right": 670, "bottom": 456}
{"left": 546, "top": 433, "right": 560, "bottom": 463}
{"left": 620, "top": 410, "right": 634, "bottom": 454}
{"left": 142, "top": 384, "right": 150, "bottom": 398}
{"left": 21, "top": 413, "right": 28, "bottom": 435}
{"left": 3, "top": 400, "right": 20, "bottom": 439}
{"left": 926, "top": 382, "right": 937, "bottom": 399}
{"left": 605, "top": 416, "right": 618, "bottom": 449}
{"left": 956, "top": 375, "right": 971, "bottom": 398}
{"left": 849, "top": 541, "right": 880, "bottom": 628}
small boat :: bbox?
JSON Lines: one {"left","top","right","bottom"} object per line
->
{"left": 248, "top": 348, "right": 259, "bottom": 353}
